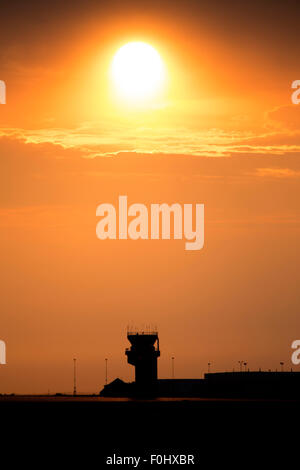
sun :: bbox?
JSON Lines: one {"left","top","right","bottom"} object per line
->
{"left": 111, "top": 41, "right": 165, "bottom": 102}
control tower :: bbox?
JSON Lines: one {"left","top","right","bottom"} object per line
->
{"left": 125, "top": 330, "right": 160, "bottom": 388}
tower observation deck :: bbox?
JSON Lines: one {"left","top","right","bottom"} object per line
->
{"left": 125, "top": 330, "right": 160, "bottom": 388}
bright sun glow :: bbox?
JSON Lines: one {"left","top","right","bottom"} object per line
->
{"left": 111, "top": 42, "right": 165, "bottom": 102}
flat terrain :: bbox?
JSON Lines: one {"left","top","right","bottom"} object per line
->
{"left": 1, "top": 396, "right": 298, "bottom": 467}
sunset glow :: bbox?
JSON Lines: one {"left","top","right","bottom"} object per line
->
{"left": 1, "top": 0, "right": 300, "bottom": 396}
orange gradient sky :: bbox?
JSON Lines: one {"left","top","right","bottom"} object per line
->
{"left": 1, "top": 0, "right": 300, "bottom": 393}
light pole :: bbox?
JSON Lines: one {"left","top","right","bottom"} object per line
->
{"left": 244, "top": 362, "right": 248, "bottom": 372}
{"left": 73, "top": 358, "right": 77, "bottom": 396}
{"left": 208, "top": 362, "right": 211, "bottom": 373}
{"left": 172, "top": 357, "right": 175, "bottom": 379}
{"left": 105, "top": 358, "right": 108, "bottom": 385}
{"left": 280, "top": 361, "right": 284, "bottom": 372}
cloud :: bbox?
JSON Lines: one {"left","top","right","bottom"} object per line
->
{"left": 0, "top": 134, "right": 300, "bottom": 233}
{"left": 1, "top": 121, "right": 300, "bottom": 159}
{"left": 255, "top": 167, "right": 300, "bottom": 178}
{"left": 266, "top": 105, "right": 300, "bottom": 131}
{"left": 1, "top": 132, "right": 300, "bottom": 193}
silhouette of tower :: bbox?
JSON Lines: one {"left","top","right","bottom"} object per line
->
{"left": 125, "top": 330, "right": 160, "bottom": 389}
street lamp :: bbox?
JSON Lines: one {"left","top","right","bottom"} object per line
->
{"left": 105, "top": 358, "right": 108, "bottom": 385}
{"left": 73, "top": 358, "right": 77, "bottom": 396}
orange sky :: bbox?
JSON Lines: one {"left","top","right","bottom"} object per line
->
{"left": 0, "top": 0, "right": 300, "bottom": 393}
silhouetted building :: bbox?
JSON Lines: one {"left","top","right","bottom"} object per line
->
{"left": 101, "top": 378, "right": 134, "bottom": 397}
{"left": 125, "top": 330, "right": 160, "bottom": 393}
{"left": 100, "top": 332, "right": 300, "bottom": 399}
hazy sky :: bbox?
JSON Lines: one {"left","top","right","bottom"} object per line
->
{"left": 0, "top": 0, "right": 300, "bottom": 393}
